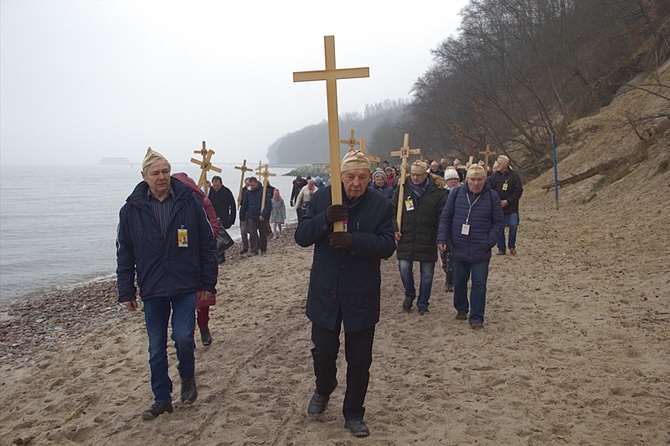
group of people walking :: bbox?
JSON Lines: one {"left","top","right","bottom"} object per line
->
{"left": 115, "top": 146, "right": 522, "bottom": 438}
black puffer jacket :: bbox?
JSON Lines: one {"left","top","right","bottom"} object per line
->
{"left": 392, "top": 176, "right": 446, "bottom": 263}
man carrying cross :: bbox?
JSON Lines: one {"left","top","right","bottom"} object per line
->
{"left": 239, "top": 176, "right": 273, "bottom": 255}
{"left": 295, "top": 150, "right": 396, "bottom": 438}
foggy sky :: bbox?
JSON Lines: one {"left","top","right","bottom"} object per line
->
{"left": 0, "top": 0, "right": 468, "bottom": 166}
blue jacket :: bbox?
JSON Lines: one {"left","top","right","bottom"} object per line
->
{"left": 437, "top": 182, "right": 504, "bottom": 263}
{"left": 295, "top": 186, "right": 396, "bottom": 333}
{"left": 240, "top": 186, "right": 273, "bottom": 221}
{"left": 116, "top": 178, "right": 218, "bottom": 302}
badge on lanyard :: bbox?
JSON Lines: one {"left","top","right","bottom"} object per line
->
{"left": 404, "top": 196, "right": 414, "bottom": 211}
{"left": 343, "top": 219, "right": 348, "bottom": 232}
{"left": 502, "top": 180, "right": 508, "bottom": 191}
{"left": 461, "top": 224, "right": 470, "bottom": 235}
{"left": 178, "top": 226, "right": 188, "bottom": 248}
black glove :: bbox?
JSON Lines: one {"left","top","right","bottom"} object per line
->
{"left": 325, "top": 205, "right": 348, "bottom": 225}
{"left": 329, "top": 232, "right": 354, "bottom": 249}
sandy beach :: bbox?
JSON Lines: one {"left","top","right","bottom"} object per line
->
{"left": 2, "top": 165, "right": 669, "bottom": 445}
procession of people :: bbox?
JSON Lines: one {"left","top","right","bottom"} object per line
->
{"left": 116, "top": 144, "right": 522, "bottom": 437}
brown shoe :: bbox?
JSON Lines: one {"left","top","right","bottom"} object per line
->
{"left": 470, "top": 321, "right": 484, "bottom": 330}
{"left": 496, "top": 251, "right": 505, "bottom": 255}
{"left": 509, "top": 248, "right": 517, "bottom": 255}
{"left": 456, "top": 312, "right": 468, "bottom": 320}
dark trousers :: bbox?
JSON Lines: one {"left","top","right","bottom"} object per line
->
{"left": 247, "top": 218, "right": 270, "bottom": 253}
{"left": 311, "top": 316, "right": 375, "bottom": 420}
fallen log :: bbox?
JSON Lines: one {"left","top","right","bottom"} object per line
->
{"left": 541, "top": 158, "right": 624, "bottom": 191}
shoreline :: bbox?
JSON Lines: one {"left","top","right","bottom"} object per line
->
{"left": 0, "top": 223, "right": 299, "bottom": 366}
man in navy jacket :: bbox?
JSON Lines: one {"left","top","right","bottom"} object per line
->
{"left": 295, "top": 150, "right": 396, "bottom": 438}
{"left": 239, "top": 176, "right": 273, "bottom": 255}
{"left": 437, "top": 164, "right": 504, "bottom": 329}
{"left": 116, "top": 148, "right": 217, "bottom": 420}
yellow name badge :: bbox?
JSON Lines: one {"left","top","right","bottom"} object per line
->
{"left": 178, "top": 227, "right": 188, "bottom": 248}
{"left": 502, "top": 181, "right": 508, "bottom": 191}
{"left": 404, "top": 198, "right": 414, "bottom": 211}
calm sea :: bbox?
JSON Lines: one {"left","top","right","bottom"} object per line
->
{"left": 0, "top": 163, "right": 299, "bottom": 310}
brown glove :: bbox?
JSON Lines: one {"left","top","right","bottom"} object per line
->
{"left": 325, "top": 204, "right": 348, "bottom": 225}
{"left": 329, "top": 231, "right": 354, "bottom": 249}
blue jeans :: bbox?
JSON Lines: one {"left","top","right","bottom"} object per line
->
{"left": 497, "top": 212, "right": 519, "bottom": 253}
{"left": 143, "top": 292, "right": 196, "bottom": 403}
{"left": 452, "top": 258, "right": 490, "bottom": 323}
{"left": 398, "top": 259, "right": 435, "bottom": 309}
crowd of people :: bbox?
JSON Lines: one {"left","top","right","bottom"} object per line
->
{"left": 115, "top": 146, "right": 523, "bottom": 437}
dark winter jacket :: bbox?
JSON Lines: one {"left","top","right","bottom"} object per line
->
{"left": 488, "top": 168, "right": 523, "bottom": 214}
{"left": 392, "top": 176, "right": 446, "bottom": 262}
{"left": 437, "top": 182, "right": 505, "bottom": 263}
{"left": 240, "top": 185, "right": 273, "bottom": 221}
{"left": 295, "top": 186, "right": 396, "bottom": 333}
{"left": 208, "top": 184, "right": 237, "bottom": 228}
{"left": 116, "top": 178, "right": 218, "bottom": 302}
{"left": 369, "top": 183, "right": 394, "bottom": 201}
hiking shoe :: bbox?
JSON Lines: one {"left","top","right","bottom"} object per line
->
{"left": 307, "top": 392, "right": 329, "bottom": 415}
{"left": 345, "top": 418, "right": 370, "bottom": 437}
{"left": 496, "top": 251, "right": 505, "bottom": 255}
{"left": 402, "top": 297, "right": 413, "bottom": 312}
{"left": 200, "top": 327, "right": 212, "bottom": 346}
{"left": 456, "top": 312, "right": 468, "bottom": 320}
{"left": 181, "top": 377, "right": 197, "bottom": 403}
{"left": 142, "top": 401, "right": 173, "bottom": 420}
{"left": 470, "top": 321, "right": 484, "bottom": 330}
{"left": 509, "top": 248, "right": 517, "bottom": 255}
{"left": 240, "top": 248, "right": 248, "bottom": 255}
{"left": 418, "top": 306, "right": 429, "bottom": 315}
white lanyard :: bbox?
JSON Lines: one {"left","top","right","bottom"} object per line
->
{"left": 465, "top": 191, "right": 481, "bottom": 225}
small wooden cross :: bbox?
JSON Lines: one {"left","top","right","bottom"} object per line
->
{"left": 340, "top": 129, "right": 360, "bottom": 151}
{"left": 479, "top": 144, "right": 496, "bottom": 170}
{"left": 360, "top": 139, "right": 381, "bottom": 164}
{"left": 294, "top": 35, "right": 369, "bottom": 232}
{"left": 190, "top": 141, "right": 222, "bottom": 194}
{"left": 390, "top": 133, "right": 421, "bottom": 230}
{"left": 234, "top": 159, "right": 253, "bottom": 208}
{"left": 259, "top": 164, "right": 277, "bottom": 213}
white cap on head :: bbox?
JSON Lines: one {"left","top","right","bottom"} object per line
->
{"left": 142, "top": 147, "right": 168, "bottom": 170}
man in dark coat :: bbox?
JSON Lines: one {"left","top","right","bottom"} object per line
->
{"left": 295, "top": 150, "right": 396, "bottom": 438}
{"left": 239, "top": 177, "right": 272, "bottom": 255}
{"left": 116, "top": 148, "right": 217, "bottom": 420}
{"left": 208, "top": 176, "right": 236, "bottom": 229}
{"left": 392, "top": 160, "right": 446, "bottom": 314}
{"left": 437, "top": 164, "right": 504, "bottom": 329}
{"left": 488, "top": 155, "right": 523, "bottom": 255}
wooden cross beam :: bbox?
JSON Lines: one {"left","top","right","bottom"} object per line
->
{"left": 190, "top": 140, "right": 222, "bottom": 194}
{"left": 340, "top": 129, "right": 360, "bottom": 151}
{"left": 479, "top": 144, "right": 496, "bottom": 170}
{"left": 234, "top": 159, "right": 253, "bottom": 208}
{"left": 259, "top": 164, "right": 277, "bottom": 213}
{"left": 293, "top": 35, "right": 369, "bottom": 232}
{"left": 390, "top": 133, "right": 421, "bottom": 230}
{"left": 360, "top": 139, "right": 381, "bottom": 164}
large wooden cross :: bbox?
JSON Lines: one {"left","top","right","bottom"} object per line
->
{"left": 479, "top": 144, "right": 496, "bottom": 170}
{"left": 390, "top": 133, "right": 421, "bottom": 230}
{"left": 259, "top": 164, "right": 277, "bottom": 214}
{"left": 293, "top": 35, "right": 369, "bottom": 232}
{"left": 234, "top": 159, "right": 253, "bottom": 208}
{"left": 190, "top": 141, "right": 222, "bottom": 194}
